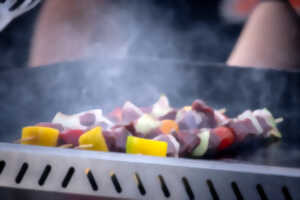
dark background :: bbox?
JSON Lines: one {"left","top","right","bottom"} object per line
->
{"left": 0, "top": 3, "right": 41, "bottom": 71}
{"left": 0, "top": 0, "right": 242, "bottom": 70}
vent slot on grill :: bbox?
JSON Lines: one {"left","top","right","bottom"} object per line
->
{"left": 182, "top": 177, "right": 194, "bottom": 200}
{"left": 256, "top": 184, "right": 268, "bottom": 200}
{"left": 282, "top": 186, "right": 293, "bottom": 200}
{"left": 158, "top": 175, "right": 170, "bottom": 198}
{"left": 231, "top": 181, "right": 244, "bottom": 200}
{"left": 62, "top": 167, "right": 75, "bottom": 188}
{"left": 206, "top": 179, "right": 219, "bottom": 200}
{"left": 0, "top": 160, "right": 5, "bottom": 174}
{"left": 15, "top": 162, "right": 28, "bottom": 184}
{"left": 85, "top": 168, "right": 98, "bottom": 191}
{"left": 38, "top": 165, "right": 51, "bottom": 186}
{"left": 134, "top": 173, "right": 146, "bottom": 196}
{"left": 110, "top": 172, "right": 122, "bottom": 193}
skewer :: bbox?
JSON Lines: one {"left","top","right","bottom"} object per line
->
{"left": 75, "top": 144, "right": 94, "bottom": 149}
{"left": 217, "top": 108, "right": 227, "bottom": 114}
{"left": 275, "top": 117, "right": 284, "bottom": 124}
{"left": 133, "top": 173, "right": 139, "bottom": 185}
{"left": 14, "top": 136, "right": 36, "bottom": 144}
{"left": 58, "top": 144, "right": 73, "bottom": 148}
{"left": 85, "top": 168, "right": 91, "bottom": 175}
{"left": 110, "top": 171, "right": 116, "bottom": 177}
{"left": 183, "top": 106, "right": 192, "bottom": 111}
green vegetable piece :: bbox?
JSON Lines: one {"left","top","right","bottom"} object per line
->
{"left": 263, "top": 108, "right": 282, "bottom": 138}
{"left": 192, "top": 130, "right": 210, "bottom": 157}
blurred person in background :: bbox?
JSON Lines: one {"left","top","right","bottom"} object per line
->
{"left": 226, "top": 0, "right": 300, "bottom": 69}
{"left": 27, "top": 0, "right": 300, "bottom": 70}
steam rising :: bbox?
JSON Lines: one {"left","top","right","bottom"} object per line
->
{"left": 50, "top": 1, "right": 235, "bottom": 110}
{"left": 27, "top": 0, "right": 288, "bottom": 115}
{"left": 79, "top": 1, "right": 233, "bottom": 62}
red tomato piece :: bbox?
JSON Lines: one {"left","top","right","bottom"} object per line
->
{"left": 60, "top": 129, "right": 84, "bottom": 146}
{"left": 212, "top": 126, "right": 235, "bottom": 151}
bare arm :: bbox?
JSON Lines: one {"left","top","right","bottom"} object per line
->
{"left": 29, "top": 0, "right": 118, "bottom": 67}
{"left": 227, "top": 1, "right": 300, "bottom": 70}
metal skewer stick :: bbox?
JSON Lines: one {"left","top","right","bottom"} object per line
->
{"left": 75, "top": 144, "right": 94, "bottom": 149}
{"left": 14, "top": 136, "right": 36, "bottom": 144}
{"left": 58, "top": 144, "right": 73, "bottom": 148}
{"left": 217, "top": 108, "right": 227, "bottom": 114}
{"left": 275, "top": 117, "right": 284, "bottom": 124}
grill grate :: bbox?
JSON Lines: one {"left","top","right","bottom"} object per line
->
{"left": 0, "top": 143, "right": 299, "bottom": 200}
{"left": 38, "top": 165, "right": 51, "bottom": 186}
{"left": 134, "top": 172, "right": 146, "bottom": 196}
{"left": 282, "top": 186, "right": 293, "bottom": 200}
{"left": 0, "top": 160, "right": 5, "bottom": 174}
{"left": 86, "top": 168, "right": 98, "bottom": 191}
{"left": 231, "top": 181, "right": 244, "bottom": 200}
{"left": 15, "top": 162, "right": 28, "bottom": 184}
{"left": 182, "top": 177, "right": 194, "bottom": 200}
{"left": 61, "top": 167, "right": 75, "bottom": 188}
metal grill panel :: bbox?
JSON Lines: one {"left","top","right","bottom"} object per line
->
{"left": 0, "top": 143, "right": 299, "bottom": 200}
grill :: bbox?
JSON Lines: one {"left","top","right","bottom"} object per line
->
{"left": 0, "top": 58, "right": 300, "bottom": 199}
{"left": 1, "top": 143, "right": 299, "bottom": 200}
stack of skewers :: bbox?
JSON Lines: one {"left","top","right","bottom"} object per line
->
{"left": 18, "top": 96, "right": 283, "bottom": 158}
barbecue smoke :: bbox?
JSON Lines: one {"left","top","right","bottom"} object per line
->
{"left": 82, "top": 1, "right": 234, "bottom": 61}
{"left": 64, "top": 1, "right": 236, "bottom": 111}
{"left": 3, "top": 1, "right": 282, "bottom": 116}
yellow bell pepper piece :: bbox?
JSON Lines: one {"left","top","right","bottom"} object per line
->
{"left": 79, "top": 127, "right": 108, "bottom": 151}
{"left": 126, "top": 136, "right": 167, "bottom": 157}
{"left": 21, "top": 126, "right": 59, "bottom": 147}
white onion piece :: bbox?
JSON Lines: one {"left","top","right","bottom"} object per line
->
{"left": 153, "top": 134, "right": 180, "bottom": 157}
{"left": 175, "top": 106, "right": 197, "bottom": 122}
{"left": 175, "top": 109, "right": 203, "bottom": 128}
{"left": 175, "top": 108, "right": 186, "bottom": 122}
{"left": 253, "top": 109, "right": 273, "bottom": 124}
{"left": 123, "top": 101, "right": 144, "bottom": 116}
{"left": 193, "top": 111, "right": 203, "bottom": 124}
{"left": 214, "top": 110, "right": 230, "bottom": 126}
{"left": 152, "top": 95, "right": 172, "bottom": 118}
{"left": 253, "top": 108, "right": 282, "bottom": 138}
{"left": 192, "top": 130, "right": 210, "bottom": 157}
{"left": 238, "top": 110, "right": 263, "bottom": 134}
{"left": 52, "top": 109, "right": 113, "bottom": 130}
{"left": 167, "top": 134, "right": 180, "bottom": 157}
{"left": 52, "top": 112, "right": 82, "bottom": 129}
{"left": 135, "top": 114, "right": 161, "bottom": 135}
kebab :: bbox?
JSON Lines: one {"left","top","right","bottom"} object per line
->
{"left": 18, "top": 95, "right": 283, "bottom": 158}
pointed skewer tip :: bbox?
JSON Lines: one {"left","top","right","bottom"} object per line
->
{"left": 217, "top": 108, "right": 227, "bottom": 114}
{"left": 14, "top": 136, "right": 36, "bottom": 144}
{"left": 85, "top": 168, "right": 91, "bottom": 175}
{"left": 275, "top": 117, "right": 284, "bottom": 124}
